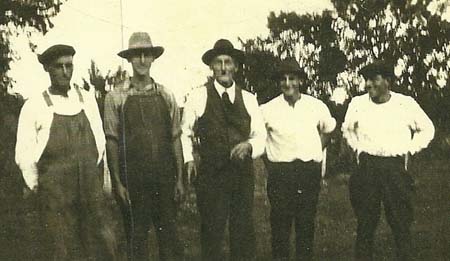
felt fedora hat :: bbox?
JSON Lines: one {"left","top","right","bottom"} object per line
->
{"left": 118, "top": 32, "right": 164, "bottom": 59}
{"left": 38, "top": 44, "right": 76, "bottom": 65}
{"left": 274, "top": 57, "right": 308, "bottom": 79}
{"left": 202, "top": 39, "right": 245, "bottom": 65}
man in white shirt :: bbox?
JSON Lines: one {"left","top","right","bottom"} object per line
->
{"left": 261, "top": 58, "right": 336, "bottom": 261}
{"left": 15, "top": 44, "right": 116, "bottom": 260}
{"left": 181, "top": 39, "right": 266, "bottom": 260}
{"left": 342, "top": 61, "right": 435, "bottom": 261}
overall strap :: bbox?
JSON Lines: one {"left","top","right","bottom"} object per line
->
{"left": 42, "top": 90, "right": 53, "bottom": 107}
{"left": 75, "top": 87, "right": 84, "bottom": 103}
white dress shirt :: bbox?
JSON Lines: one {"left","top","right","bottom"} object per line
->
{"left": 262, "top": 94, "right": 336, "bottom": 163}
{"left": 15, "top": 87, "right": 106, "bottom": 189}
{"left": 342, "top": 92, "right": 435, "bottom": 157}
{"left": 181, "top": 80, "right": 266, "bottom": 163}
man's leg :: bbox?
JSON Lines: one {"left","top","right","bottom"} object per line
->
{"left": 380, "top": 161, "right": 415, "bottom": 261}
{"left": 127, "top": 188, "right": 152, "bottom": 261}
{"left": 349, "top": 156, "right": 382, "bottom": 261}
{"left": 266, "top": 161, "right": 294, "bottom": 260}
{"left": 195, "top": 174, "right": 230, "bottom": 261}
{"left": 151, "top": 180, "right": 184, "bottom": 261}
{"left": 294, "top": 162, "right": 321, "bottom": 261}
{"left": 229, "top": 168, "right": 256, "bottom": 260}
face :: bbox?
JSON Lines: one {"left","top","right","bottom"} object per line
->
{"left": 364, "top": 74, "right": 390, "bottom": 100}
{"left": 279, "top": 73, "right": 303, "bottom": 98}
{"left": 45, "top": 55, "right": 74, "bottom": 92}
{"left": 210, "top": 54, "right": 237, "bottom": 87}
{"left": 128, "top": 50, "right": 154, "bottom": 76}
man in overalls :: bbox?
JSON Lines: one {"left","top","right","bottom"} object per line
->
{"left": 15, "top": 44, "right": 117, "bottom": 260}
{"left": 181, "top": 39, "right": 266, "bottom": 261}
{"left": 104, "top": 32, "right": 185, "bottom": 260}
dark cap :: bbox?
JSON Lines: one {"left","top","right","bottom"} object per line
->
{"left": 274, "top": 57, "right": 308, "bottom": 80}
{"left": 38, "top": 44, "right": 76, "bottom": 65}
{"left": 202, "top": 39, "right": 245, "bottom": 66}
{"left": 359, "top": 60, "right": 394, "bottom": 79}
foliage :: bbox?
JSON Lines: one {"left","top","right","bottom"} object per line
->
{"left": 242, "top": 0, "right": 450, "bottom": 120}
{"left": 0, "top": 0, "right": 64, "bottom": 95}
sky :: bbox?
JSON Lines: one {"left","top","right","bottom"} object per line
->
{"left": 8, "top": 0, "right": 334, "bottom": 102}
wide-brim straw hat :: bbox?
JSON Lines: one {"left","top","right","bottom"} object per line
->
{"left": 118, "top": 32, "right": 164, "bottom": 59}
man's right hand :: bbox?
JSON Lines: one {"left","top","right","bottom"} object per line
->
{"left": 113, "top": 182, "right": 130, "bottom": 207}
{"left": 186, "top": 161, "right": 197, "bottom": 185}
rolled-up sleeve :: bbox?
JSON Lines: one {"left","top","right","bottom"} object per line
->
{"left": 160, "top": 86, "right": 182, "bottom": 140}
{"left": 103, "top": 92, "right": 120, "bottom": 141}
{"left": 243, "top": 93, "right": 267, "bottom": 159}
{"left": 15, "top": 101, "right": 39, "bottom": 189}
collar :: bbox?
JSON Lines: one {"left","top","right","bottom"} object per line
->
{"left": 214, "top": 80, "right": 235, "bottom": 102}
{"left": 214, "top": 80, "right": 235, "bottom": 95}
{"left": 279, "top": 93, "right": 302, "bottom": 107}
{"left": 128, "top": 77, "right": 157, "bottom": 92}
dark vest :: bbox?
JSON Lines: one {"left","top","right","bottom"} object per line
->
{"left": 197, "top": 81, "right": 251, "bottom": 171}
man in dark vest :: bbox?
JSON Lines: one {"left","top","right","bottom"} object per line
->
{"left": 104, "top": 32, "right": 184, "bottom": 260}
{"left": 181, "top": 39, "right": 266, "bottom": 260}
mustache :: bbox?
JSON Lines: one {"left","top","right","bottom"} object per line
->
{"left": 217, "top": 70, "right": 233, "bottom": 76}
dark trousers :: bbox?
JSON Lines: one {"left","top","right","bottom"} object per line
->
{"left": 349, "top": 153, "right": 414, "bottom": 261}
{"left": 121, "top": 178, "right": 182, "bottom": 261}
{"left": 195, "top": 162, "right": 256, "bottom": 261}
{"left": 265, "top": 159, "right": 321, "bottom": 261}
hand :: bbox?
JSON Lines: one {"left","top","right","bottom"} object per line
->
{"left": 113, "top": 182, "right": 130, "bottom": 207}
{"left": 186, "top": 161, "right": 197, "bottom": 185}
{"left": 230, "top": 142, "right": 252, "bottom": 160}
{"left": 174, "top": 179, "right": 185, "bottom": 203}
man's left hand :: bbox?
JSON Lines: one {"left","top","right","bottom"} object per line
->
{"left": 230, "top": 142, "right": 252, "bottom": 160}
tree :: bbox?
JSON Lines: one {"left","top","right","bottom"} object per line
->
{"left": 242, "top": 0, "right": 450, "bottom": 118}
{"left": 0, "top": 0, "right": 65, "bottom": 95}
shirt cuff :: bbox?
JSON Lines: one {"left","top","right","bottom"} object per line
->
{"left": 248, "top": 138, "right": 264, "bottom": 159}
{"left": 21, "top": 164, "right": 38, "bottom": 190}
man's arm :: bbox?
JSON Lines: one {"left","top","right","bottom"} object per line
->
{"left": 83, "top": 88, "right": 106, "bottom": 164}
{"left": 106, "top": 138, "right": 121, "bottom": 187}
{"left": 318, "top": 101, "right": 337, "bottom": 149}
{"left": 180, "top": 88, "right": 205, "bottom": 183}
{"left": 103, "top": 92, "right": 129, "bottom": 204}
{"left": 163, "top": 87, "right": 185, "bottom": 199}
{"left": 231, "top": 92, "right": 267, "bottom": 160}
{"left": 341, "top": 98, "right": 360, "bottom": 152}
{"left": 408, "top": 98, "right": 435, "bottom": 154}
{"left": 15, "top": 101, "right": 39, "bottom": 190}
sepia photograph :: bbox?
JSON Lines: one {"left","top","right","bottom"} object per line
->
{"left": 0, "top": 0, "right": 449, "bottom": 260}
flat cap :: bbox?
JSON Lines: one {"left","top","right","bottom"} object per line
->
{"left": 38, "top": 44, "right": 76, "bottom": 65}
{"left": 359, "top": 60, "right": 394, "bottom": 79}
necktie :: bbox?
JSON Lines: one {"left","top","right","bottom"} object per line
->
{"left": 222, "top": 91, "right": 233, "bottom": 110}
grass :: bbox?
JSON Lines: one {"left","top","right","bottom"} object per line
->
{"left": 1, "top": 152, "right": 448, "bottom": 260}
{"left": 165, "top": 154, "right": 449, "bottom": 261}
